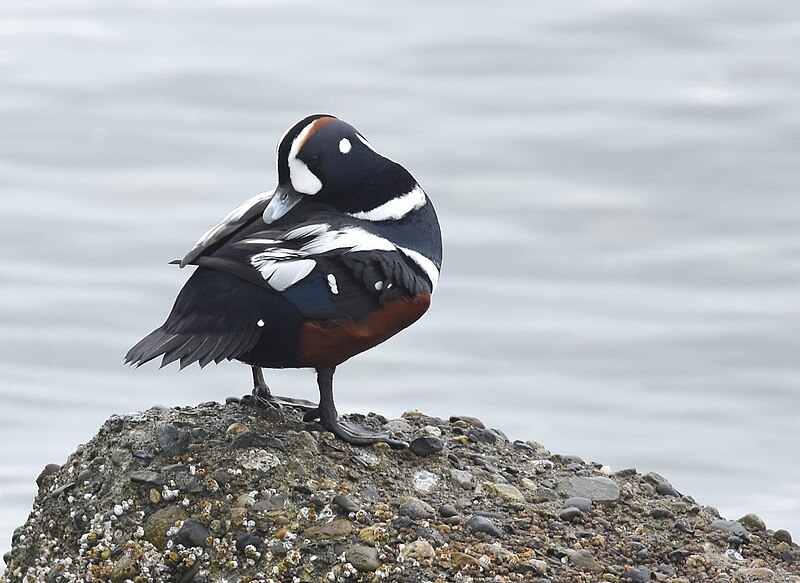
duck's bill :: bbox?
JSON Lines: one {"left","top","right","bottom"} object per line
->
{"left": 262, "top": 185, "right": 303, "bottom": 224}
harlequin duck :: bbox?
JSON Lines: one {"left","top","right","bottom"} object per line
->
{"left": 126, "top": 114, "right": 442, "bottom": 447}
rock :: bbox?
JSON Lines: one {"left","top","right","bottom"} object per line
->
{"left": 155, "top": 423, "right": 191, "bottom": 456}
{"left": 710, "top": 519, "right": 750, "bottom": 540}
{"left": 383, "top": 419, "right": 413, "bottom": 434}
{"left": 568, "top": 549, "right": 603, "bottom": 572}
{"left": 739, "top": 567, "right": 775, "bottom": 580}
{"left": 624, "top": 565, "right": 651, "bottom": 582}
{"left": 774, "top": 529, "right": 793, "bottom": 544}
{"left": 488, "top": 482, "right": 526, "bottom": 502}
{"left": 345, "top": 545, "right": 381, "bottom": 572}
{"left": 738, "top": 513, "right": 766, "bottom": 532}
{"left": 449, "top": 468, "right": 475, "bottom": 490}
{"left": 130, "top": 470, "right": 166, "bottom": 487}
{"left": 143, "top": 506, "right": 188, "bottom": 549}
{"left": 650, "top": 507, "right": 672, "bottom": 519}
{"left": 304, "top": 519, "right": 352, "bottom": 539}
{"left": 409, "top": 436, "right": 444, "bottom": 456}
{"left": 557, "top": 476, "right": 620, "bottom": 503}
{"left": 439, "top": 503, "right": 458, "bottom": 518}
{"left": 563, "top": 497, "right": 593, "bottom": 511}
{"left": 449, "top": 415, "right": 486, "bottom": 429}
{"left": 174, "top": 520, "right": 210, "bottom": 548}
{"left": 398, "top": 497, "right": 435, "bottom": 519}
{"left": 400, "top": 539, "right": 435, "bottom": 561}
{"left": 656, "top": 481, "right": 680, "bottom": 497}
{"left": 450, "top": 551, "right": 483, "bottom": 568}
{"left": 332, "top": 494, "right": 361, "bottom": 514}
{"left": 465, "top": 515, "right": 503, "bottom": 537}
{"left": 468, "top": 427, "right": 497, "bottom": 444}
{"left": 229, "top": 431, "right": 285, "bottom": 451}
{"left": 36, "top": 464, "right": 61, "bottom": 488}
{"left": 413, "top": 470, "right": 439, "bottom": 492}
{"left": 233, "top": 531, "right": 262, "bottom": 553}
{"left": 559, "top": 507, "right": 583, "bottom": 522}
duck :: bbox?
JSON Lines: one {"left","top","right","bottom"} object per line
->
{"left": 125, "top": 114, "right": 442, "bottom": 447}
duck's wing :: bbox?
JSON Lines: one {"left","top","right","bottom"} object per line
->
{"left": 179, "top": 190, "right": 274, "bottom": 267}
{"left": 185, "top": 212, "right": 435, "bottom": 320}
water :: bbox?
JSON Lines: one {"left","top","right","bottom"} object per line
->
{"left": 2, "top": 0, "right": 799, "bottom": 559}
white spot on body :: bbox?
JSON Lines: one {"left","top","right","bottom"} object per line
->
{"left": 327, "top": 273, "right": 339, "bottom": 294}
{"left": 338, "top": 137, "right": 351, "bottom": 154}
{"left": 257, "top": 319, "right": 265, "bottom": 327}
{"left": 374, "top": 281, "right": 384, "bottom": 291}
{"left": 348, "top": 185, "right": 427, "bottom": 222}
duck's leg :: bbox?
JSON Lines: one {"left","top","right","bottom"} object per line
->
{"left": 312, "top": 367, "right": 407, "bottom": 448}
{"left": 241, "top": 366, "right": 318, "bottom": 411}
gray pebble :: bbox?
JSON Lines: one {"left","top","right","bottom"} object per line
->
{"left": 465, "top": 515, "right": 503, "bottom": 537}
{"left": 710, "top": 519, "right": 750, "bottom": 540}
{"left": 130, "top": 471, "right": 166, "bottom": 487}
{"left": 774, "top": 529, "right": 792, "bottom": 544}
{"left": 174, "top": 520, "right": 210, "bottom": 548}
{"left": 233, "top": 531, "right": 262, "bottom": 553}
{"left": 559, "top": 507, "right": 583, "bottom": 522}
{"left": 738, "top": 513, "right": 766, "bottom": 532}
{"left": 332, "top": 494, "right": 361, "bottom": 514}
{"left": 656, "top": 481, "right": 680, "bottom": 497}
{"left": 563, "top": 497, "right": 593, "bottom": 512}
{"left": 624, "top": 566, "right": 651, "bottom": 583}
{"left": 557, "top": 476, "right": 620, "bottom": 503}
{"left": 229, "top": 432, "right": 284, "bottom": 451}
{"left": 650, "top": 508, "right": 673, "bottom": 519}
{"left": 568, "top": 549, "right": 603, "bottom": 572}
{"left": 449, "top": 469, "right": 475, "bottom": 490}
{"left": 439, "top": 504, "right": 458, "bottom": 518}
{"left": 468, "top": 427, "right": 497, "bottom": 444}
{"left": 443, "top": 515, "right": 461, "bottom": 526}
{"left": 155, "top": 423, "right": 191, "bottom": 456}
{"left": 410, "top": 436, "right": 444, "bottom": 456}
{"left": 674, "top": 520, "right": 694, "bottom": 534}
{"left": 345, "top": 544, "right": 380, "bottom": 572}
{"left": 449, "top": 415, "right": 485, "bottom": 429}
{"left": 398, "top": 497, "right": 435, "bottom": 519}
{"left": 36, "top": 464, "right": 61, "bottom": 488}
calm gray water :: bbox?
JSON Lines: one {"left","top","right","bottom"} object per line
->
{"left": 2, "top": 0, "right": 799, "bottom": 559}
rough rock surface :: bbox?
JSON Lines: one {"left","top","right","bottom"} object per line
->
{"left": 2, "top": 402, "right": 799, "bottom": 582}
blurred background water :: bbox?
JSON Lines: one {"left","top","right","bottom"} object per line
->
{"left": 1, "top": 0, "right": 799, "bottom": 559}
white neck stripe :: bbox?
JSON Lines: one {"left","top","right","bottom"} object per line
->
{"left": 399, "top": 246, "right": 440, "bottom": 292}
{"left": 347, "top": 185, "right": 426, "bottom": 222}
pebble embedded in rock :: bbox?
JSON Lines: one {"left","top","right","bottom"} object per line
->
{"left": 710, "top": 519, "right": 750, "bottom": 540}
{"left": 400, "top": 539, "right": 435, "bottom": 561}
{"left": 449, "top": 415, "right": 485, "bottom": 429}
{"left": 439, "top": 504, "right": 458, "bottom": 518}
{"left": 557, "top": 476, "right": 620, "bottom": 503}
{"left": 465, "top": 515, "right": 503, "bottom": 538}
{"left": 656, "top": 481, "right": 680, "bottom": 497}
{"left": 559, "top": 507, "right": 583, "bottom": 522}
{"left": 304, "top": 518, "right": 352, "bottom": 539}
{"left": 332, "top": 494, "right": 361, "bottom": 514}
{"left": 489, "top": 483, "right": 525, "bottom": 503}
{"left": 129, "top": 471, "right": 166, "bottom": 487}
{"left": 563, "top": 497, "right": 593, "bottom": 512}
{"left": 398, "top": 497, "right": 435, "bottom": 520}
{"left": 36, "top": 464, "right": 61, "bottom": 488}
{"left": 229, "top": 431, "right": 285, "bottom": 451}
{"left": 155, "top": 423, "right": 191, "bottom": 456}
{"left": 143, "top": 506, "right": 188, "bottom": 550}
{"left": 174, "top": 520, "right": 210, "bottom": 548}
{"left": 568, "top": 549, "right": 603, "bottom": 572}
{"left": 468, "top": 427, "right": 497, "bottom": 444}
{"left": 449, "top": 469, "right": 475, "bottom": 490}
{"left": 773, "top": 529, "right": 792, "bottom": 544}
{"left": 345, "top": 545, "right": 381, "bottom": 572}
{"left": 738, "top": 513, "right": 766, "bottom": 532}
{"left": 233, "top": 531, "right": 262, "bottom": 553}
{"left": 650, "top": 507, "right": 672, "bottom": 519}
{"left": 624, "top": 565, "right": 652, "bottom": 583}
{"left": 410, "top": 436, "right": 444, "bottom": 456}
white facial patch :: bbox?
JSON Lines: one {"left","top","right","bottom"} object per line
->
{"left": 348, "top": 184, "right": 427, "bottom": 222}
{"left": 339, "top": 138, "right": 351, "bottom": 154}
{"left": 257, "top": 319, "right": 265, "bottom": 327}
{"left": 288, "top": 122, "right": 323, "bottom": 195}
